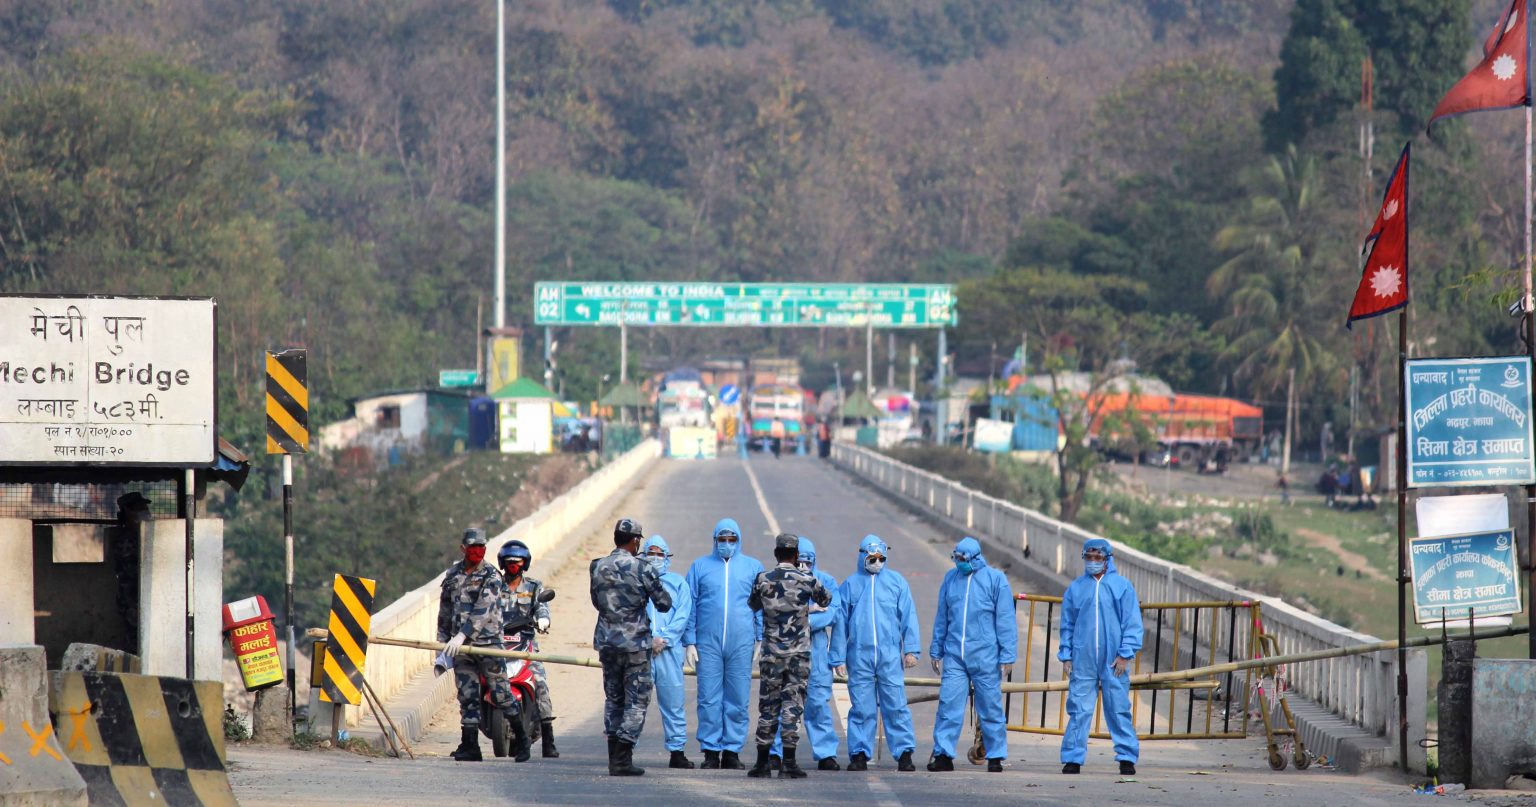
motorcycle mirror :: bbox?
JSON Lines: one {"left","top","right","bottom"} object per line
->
{"left": 538, "top": 588, "right": 556, "bottom": 603}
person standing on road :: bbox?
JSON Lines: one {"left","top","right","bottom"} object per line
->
{"left": 438, "top": 527, "right": 518, "bottom": 762}
{"left": 831, "top": 534, "right": 921, "bottom": 772}
{"left": 642, "top": 535, "right": 696, "bottom": 769}
{"left": 747, "top": 533, "right": 833, "bottom": 778}
{"left": 1059, "top": 537, "right": 1143, "bottom": 776}
{"left": 925, "top": 537, "right": 1016, "bottom": 773}
{"left": 770, "top": 536, "right": 845, "bottom": 770}
{"left": 497, "top": 539, "right": 558, "bottom": 760}
{"left": 683, "top": 518, "right": 765, "bottom": 770}
{"left": 591, "top": 518, "right": 673, "bottom": 777}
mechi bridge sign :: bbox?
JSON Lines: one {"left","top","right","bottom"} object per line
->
{"left": 534, "top": 282, "right": 957, "bottom": 328}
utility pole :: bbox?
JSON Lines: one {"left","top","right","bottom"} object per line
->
{"left": 865, "top": 320, "right": 874, "bottom": 396}
{"left": 887, "top": 332, "right": 896, "bottom": 390}
{"left": 1348, "top": 365, "right": 1359, "bottom": 460}
{"left": 908, "top": 342, "right": 917, "bottom": 394}
{"left": 492, "top": 0, "right": 506, "bottom": 342}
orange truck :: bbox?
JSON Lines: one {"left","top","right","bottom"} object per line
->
{"left": 1087, "top": 392, "right": 1264, "bottom": 468}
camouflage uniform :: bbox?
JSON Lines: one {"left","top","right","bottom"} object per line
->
{"left": 590, "top": 546, "right": 673, "bottom": 744}
{"left": 749, "top": 560, "right": 832, "bottom": 748}
{"left": 501, "top": 575, "right": 554, "bottom": 719}
{"left": 438, "top": 559, "right": 513, "bottom": 728}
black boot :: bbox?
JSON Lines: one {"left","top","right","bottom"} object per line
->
{"left": 540, "top": 720, "right": 558, "bottom": 759}
{"left": 747, "top": 745, "right": 774, "bottom": 778}
{"left": 1119, "top": 760, "right": 1136, "bottom": 776}
{"left": 611, "top": 741, "right": 645, "bottom": 776}
{"left": 926, "top": 753, "right": 954, "bottom": 772}
{"left": 701, "top": 749, "right": 721, "bottom": 769}
{"left": 987, "top": 758, "right": 1004, "bottom": 773}
{"left": 847, "top": 752, "right": 868, "bottom": 771}
{"left": 607, "top": 737, "right": 620, "bottom": 775}
{"left": 897, "top": 750, "right": 916, "bottom": 772}
{"left": 509, "top": 713, "right": 531, "bottom": 763}
{"left": 450, "top": 726, "right": 482, "bottom": 762}
{"left": 720, "top": 750, "right": 746, "bottom": 770}
{"left": 817, "top": 757, "right": 841, "bottom": 771}
{"left": 670, "top": 750, "right": 696, "bottom": 769}
{"left": 780, "top": 747, "right": 807, "bottom": 779}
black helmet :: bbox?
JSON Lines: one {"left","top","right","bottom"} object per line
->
{"left": 498, "top": 540, "right": 532, "bottom": 572}
{"left": 614, "top": 518, "right": 644, "bottom": 543}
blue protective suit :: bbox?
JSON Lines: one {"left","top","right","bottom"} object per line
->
{"left": 644, "top": 536, "right": 692, "bottom": 752}
{"left": 683, "top": 518, "right": 765, "bottom": 753}
{"left": 771, "top": 537, "right": 844, "bottom": 761}
{"left": 1058, "top": 537, "right": 1143, "bottom": 765}
{"left": 831, "top": 535, "right": 920, "bottom": 758}
{"left": 929, "top": 537, "right": 1017, "bottom": 760}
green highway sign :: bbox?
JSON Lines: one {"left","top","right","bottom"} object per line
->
{"left": 438, "top": 369, "right": 481, "bottom": 388}
{"left": 534, "top": 282, "right": 957, "bottom": 328}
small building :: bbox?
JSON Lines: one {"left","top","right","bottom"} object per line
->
{"left": 319, "top": 388, "right": 472, "bottom": 459}
{"left": 491, "top": 378, "right": 557, "bottom": 454}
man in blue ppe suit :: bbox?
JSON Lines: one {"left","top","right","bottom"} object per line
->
{"left": 1059, "top": 537, "right": 1143, "bottom": 776}
{"left": 926, "top": 536, "right": 1017, "bottom": 773}
{"left": 683, "top": 518, "right": 764, "bottom": 770}
{"left": 830, "top": 535, "right": 920, "bottom": 772}
{"left": 770, "top": 536, "right": 845, "bottom": 770}
{"left": 643, "top": 535, "right": 695, "bottom": 769}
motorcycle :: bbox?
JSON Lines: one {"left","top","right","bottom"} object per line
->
{"left": 483, "top": 586, "right": 555, "bottom": 758}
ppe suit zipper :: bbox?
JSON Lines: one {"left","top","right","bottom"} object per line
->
{"left": 1092, "top": 575, "right": 1102, "bottom": 668}
{"left": 959, "top": 573, "right": 972, "bottom": 659}
{"left": 722, "top": 557, "right": 730, "bottom": 646}
{"left": 870, "top": 572, "right": 878, "bottom": 651}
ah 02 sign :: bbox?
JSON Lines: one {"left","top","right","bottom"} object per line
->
{"left": 0, "top": 295, "right": 216, "bottom": 465}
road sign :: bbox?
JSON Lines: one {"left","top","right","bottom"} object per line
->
{"left": 1409, "top": 529, "right": 1522, "bottom": 624}
{"left": 0, "top": 294, "right": 216, "bottom": 465}
{"left": 534, "top": 282, "right": 957, "bottom": 328}
{"left": 719, "top": 384, "right": 739, "bottom": 405}
{"left": 319, "top": 574, "right": 376, "bottom": 706}
{"left": 439, "top": 369, "right": 481, "bottom": 388}
{"left": 266, "top": 348, "right": 309, "bottom": 454}
{"left": 1405, "top": 356, "right": 1536, "bottom": 487}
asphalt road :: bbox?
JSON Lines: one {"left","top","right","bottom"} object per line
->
{"left": 229, "top": 453, "right": 1422, "bottom": 806}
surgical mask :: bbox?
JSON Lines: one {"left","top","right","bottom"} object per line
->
{"left": 715, "top": 538, "right": 739, "bottom": 560}
{"left": 464, "top": 546, "right": 486, "bottom": 566}
{"left": 1084, "top": 560, "right": 1106, "bottom": 576}
{"left": 955, "top": 559, "right": 975, "bottom": 576}
{"left": 864, "top": 556, "right": 885, "bottom": 574}
{"left": 797, "top": 560, "right": 812, "bottom": 573}
{"left": 646, "top": 555, "right": 669, "bottom": 575}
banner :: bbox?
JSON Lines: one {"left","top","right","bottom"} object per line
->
{"left": 1405, "top": 356, "right": 1535, "bottom": 487}
{"left": 487, "top": 337, "right": 520, "bottom": 395}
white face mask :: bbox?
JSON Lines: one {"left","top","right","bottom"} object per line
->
{"left": 797, "top": 560, "right": 812, "bottom": 573}
{"left": 864, "top": 556, "right": 885, "bottom": 575}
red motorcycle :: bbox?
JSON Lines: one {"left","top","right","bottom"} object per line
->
{"left": 483, "top": 587, "right": 554, "bottom": 759}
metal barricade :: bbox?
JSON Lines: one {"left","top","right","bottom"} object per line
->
{"left": 1008, "top": 594, "right": 1261, "bottom": 741}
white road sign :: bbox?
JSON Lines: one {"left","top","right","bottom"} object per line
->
{"left": 0, "top": 295, "right": 216, "bottom": 465}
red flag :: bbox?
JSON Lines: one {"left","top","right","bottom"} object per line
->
{"left": 1429, "top": 0, "right": 1530, "bottom": 127}
{"left": 1348, "top": 143, "right": 1409, "bottom": 328}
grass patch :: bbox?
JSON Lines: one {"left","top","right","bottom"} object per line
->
{"left": 290, "top": 731, "right": 325, "bottom": 751}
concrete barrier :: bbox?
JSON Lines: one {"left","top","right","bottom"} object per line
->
{"left": 831, "top": 443, "right": 1427, "bottom": 773}
{"left": 332, "top": 439, "right": 662, "bottom": 741}
{"left": 0, "top": 645, "right": 88, "bottom": 807}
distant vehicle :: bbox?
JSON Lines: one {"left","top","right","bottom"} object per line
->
{"left": 1087, "top": 392, "right": 1263, "bottom": 469}
{"left": 748, "top": 383, "right": 804, "bottom": 453}
{"left": 657, "top": 367, "right": 711, "bottom": 430}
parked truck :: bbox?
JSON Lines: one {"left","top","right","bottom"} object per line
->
{"left": 1087, "top": 392, "right": 1264, "bottom": 469}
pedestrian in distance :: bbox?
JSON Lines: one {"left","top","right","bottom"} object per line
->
{"left": 641, "top": 535, "right": 696, "bottom": 769}
{"left": 497, "top": 539, "right": 558, "bottom": 761}
{"left": 683, "top": 518, "right": 765, "bottom": 770}
{"left": 926, "top": 537, "right": 1017, "bottom": 773}
{"left": 590, "top": 518, "right": 673, "bottom": 776}
{"left": 747, "top": 533, "right": 834, "bottom": 778}
{"left": 1059, "top": 537, "right": 1143, "bottom": 776}
{"left": 831, "top": 535, "right": 922, "bottom": 772}
{"left": 438, "top": 527, "right": 519, "bottom": 762}
{"left": 769, "top": 536, "right": 845, "bottom": 770}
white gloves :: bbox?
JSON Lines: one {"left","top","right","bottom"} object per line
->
{"left": 753, "top": 643, "right": 762, "bottom": 663}
{"left": 433, "top": 650, "right": 453, "bottom": 677}
{"left": 902, "top": 653, "right": 917, "bottom": 669}
{"left": 443, "top": 632, "right": 467, "bottom": 658}
{"left": 1001, "top": 663, "right": 1014, "bottom": 679}
{"left": 536, "top": 616, "right": 550, "bottom": 633}
{"left": 931, "top": 658, "right": 943, "bottom": 675}
{"left": 1061, "top": 660, "right": 1073, "bottom": 679}
{"left": 833, "top": 665, "right": 847, "bottom": 679}
{"left": 685, "top": 646, "right": 699, "bottom": 668}
{"left": 1112, "top": 657, "right": 1129, "bottom": 677}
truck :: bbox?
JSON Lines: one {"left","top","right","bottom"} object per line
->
{"left": 656, "top": 367, "right": 711, "bottom": 430}
{"left": 747, "top": 383, "right": 805, "bottom": 453}
{"left": 1087, "top": 392, "right": 1264, "bottom": 469}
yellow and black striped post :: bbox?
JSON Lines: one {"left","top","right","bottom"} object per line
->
{"left": 265, "top": 348, "right": 308, "bottom": 454}
{"left": 319, "top": 574, "right": 376, "bottom": 707}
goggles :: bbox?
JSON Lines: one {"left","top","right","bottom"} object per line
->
{"left": 1082, "top": 549, "right": 1108, "bottom": 561}
{"left": 644, "top": 548, "right": 670, "bottom": 558}
{"left": 864, "top": 553, "right": 886, "bottom": 564}
{"left": 951, "top": 550, "right": 976, "bottom": 563}
{"left": 715, "top": 533, "right": 740, "bottom": 544}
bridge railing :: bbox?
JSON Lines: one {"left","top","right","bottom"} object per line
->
{"left": 831, "top": 442, "right": 1424, "bottom": 764}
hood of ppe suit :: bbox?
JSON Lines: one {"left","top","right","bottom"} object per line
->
{"left": 954, "top": 536, "right": 989, "bottom": 570}
{"left": 643, "top": 535, "right": 672, "bottom": 576}
{"left": 713, "top": 517, "right": 742, "bottom": 560}
{"left": 858, "top": 534, "right": 888, "bottom": 560}
{"left": 797, "top": 536, "right": 817, "bottom": 570}
{"left": 1082, "top": 537, "right": 1119, "bottom": 574}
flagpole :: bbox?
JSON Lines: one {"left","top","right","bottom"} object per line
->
{"left": 1396, "top": 306, "right": 1408, "bottom": 774}
{"left": 1526, "top": 101, "right": 1536, "bottom": 661}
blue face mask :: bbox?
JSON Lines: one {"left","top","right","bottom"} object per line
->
{"left": 715, "top": 539, "right": 739, "bottom": 560}
{"left": 955, "top": 559, "right": 975, "bottom": 576}
{"left": 1084, "top": 560, "right": 1107, "bottom": 576}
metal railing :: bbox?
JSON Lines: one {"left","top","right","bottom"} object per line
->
{"left": 832, "top": 442, "right": 1424, "bottom": 761}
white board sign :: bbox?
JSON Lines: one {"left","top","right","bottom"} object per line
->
{"left": 0, "top": 295, "right": 216, "bottom": 464}
{"left": 1415, "top": 493, "right": 1510, "bottom": 539}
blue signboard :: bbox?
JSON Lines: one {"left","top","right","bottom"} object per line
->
{"left": 1405, "top": 356, "right": 1535, "bottom": 487}
{"left": 718, "top": 384, "right": 740, "bottom": 405}
{"left": 1409, "top": 529, "right": 1522, "bottom": 624}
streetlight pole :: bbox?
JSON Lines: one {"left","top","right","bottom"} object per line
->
{"left": 492, "top": 0, "right": 506, "bottom": 337}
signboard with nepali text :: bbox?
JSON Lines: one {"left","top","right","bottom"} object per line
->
{"left": 1404, "top": 356, "right": 1535, "bottom": 488}
{"left": 1409, "top": 529, "right": 1522, "bottom": 625}
{"left": 0, "top": 295, "right": 216, "bottom": 465}
{"left": 534, "top": 282, "right": 957, "bottom": 328}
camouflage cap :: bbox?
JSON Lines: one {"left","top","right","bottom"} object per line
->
{"left": 774, "top": 532, "right": 800, "bottom": 552}
{"left": 614, "top": 518, "right": 644, "bottom": 541}
{"left": 462, "top": 527, "right": 488, "bottom": 546}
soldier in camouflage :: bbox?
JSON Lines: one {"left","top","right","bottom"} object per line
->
{"left": 498, "top": 539, "right": 558, "bottom": 760}
{"left": 746, "top": 533, "right": 833, "bottom": 779}
{"left": 590, "top": 517, "right": 673, "bottom": 777}
{"left": 438, "top": 527, "right": 520, "bottom": 762}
